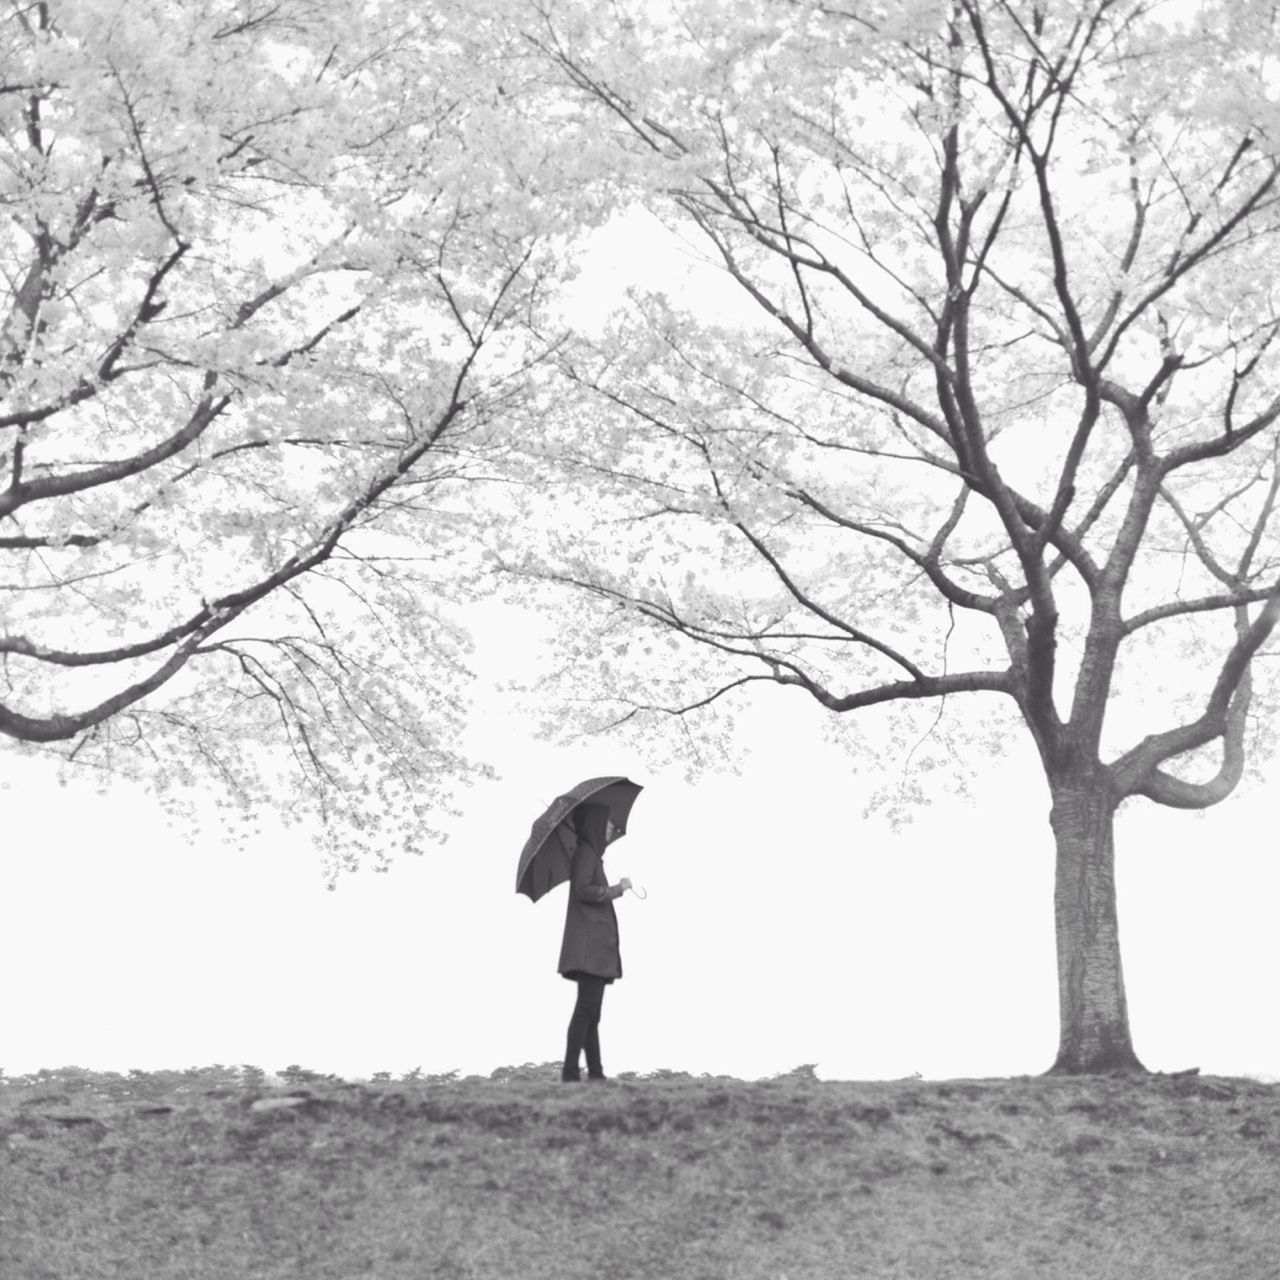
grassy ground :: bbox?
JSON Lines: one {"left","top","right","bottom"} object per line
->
{"left": 1, "top": 1065, "right": 1276, "bottom": 1279}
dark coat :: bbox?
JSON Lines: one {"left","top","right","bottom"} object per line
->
{"left": 557, "top": 843, "right": 622, "bottom": 982}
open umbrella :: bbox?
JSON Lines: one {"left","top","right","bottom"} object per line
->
{"left": 516, "top": 776, "right": 643, "bottom": 902}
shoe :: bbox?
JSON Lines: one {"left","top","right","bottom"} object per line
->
{"left": 586, "top": 1074, "right": 613, "bottom": 1084}
{"left": 561, "top": 1070, "right": 582, "bottom": 1083}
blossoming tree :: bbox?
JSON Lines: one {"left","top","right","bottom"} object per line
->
{"left": 0, "top": 0, "right": 578, "bottom": 873}
{"left": 512, "top": 0, "right": 1280, "bottom": 1070}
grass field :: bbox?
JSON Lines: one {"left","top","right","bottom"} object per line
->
{"left": 1, "top": 1065, "right": 1276, "bottom": 1279}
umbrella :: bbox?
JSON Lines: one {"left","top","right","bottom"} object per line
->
{"left": 516, "top": 776, "right": 643, "bottom": 902}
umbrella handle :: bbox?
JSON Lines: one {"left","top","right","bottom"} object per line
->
{"left": 627, "top": 883, "right": 648, "bottom": 900}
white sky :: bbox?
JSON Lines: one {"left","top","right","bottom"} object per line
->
{"left": 2, "top": 600, "right": 1277, "bottom": 1085}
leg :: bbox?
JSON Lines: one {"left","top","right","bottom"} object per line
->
{"left": 580, "top": 978, "right": 607, "bottom": 1079}
{"left": 563, "top": 977, "right": 597, "bottom": 1081}
{"left": 585, "top": 1020, "right": 603, "bottom": 1078}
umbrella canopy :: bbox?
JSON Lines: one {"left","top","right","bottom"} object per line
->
{"left": 516, "top": 776, "right": 643, "bottom": 902}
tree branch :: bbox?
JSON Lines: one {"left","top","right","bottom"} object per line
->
{"left": 727, "top": 516, "right": 929, "bottom": 680}
{"left": 1112, "top": 589, "right": 1280, "bottom": 799}
{"left": 0, "top": 351, "right": 476, "bottom": 741}
{"left": 788, "top": 484, "right": 998, "bottom": 614}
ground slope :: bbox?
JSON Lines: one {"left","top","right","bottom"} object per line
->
{"left": 1, "top": 1069, "right": 1276, "bottom": 1279}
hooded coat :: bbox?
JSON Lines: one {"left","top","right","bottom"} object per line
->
{"left": 557, "top": 803, "right": 622, "bottom": 982}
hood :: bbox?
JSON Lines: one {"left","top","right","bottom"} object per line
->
{"left": 572, "top": 802, "right": 611, "bottom": 856}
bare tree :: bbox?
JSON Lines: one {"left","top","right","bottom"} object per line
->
{"left": 510, "top": 0, "right": 1280, "bottom": 1070}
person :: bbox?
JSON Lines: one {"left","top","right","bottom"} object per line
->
{"left": 557, "top": 802, "right": 631, "bottom": 1082}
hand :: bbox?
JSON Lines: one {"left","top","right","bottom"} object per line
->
{"left": 618, "top": 877, "right": 632, "bottom": 892}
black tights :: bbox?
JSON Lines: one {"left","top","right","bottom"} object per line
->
{"left": 563, "top": 975, "right": 607, "bottom": 1080}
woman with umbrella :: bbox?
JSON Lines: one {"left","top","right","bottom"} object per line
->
{"left": 516, "top": 776, "right": 643, "bottom": 1083}
{"left": 558, "top": 802, "right": 631, "bottom": 1082}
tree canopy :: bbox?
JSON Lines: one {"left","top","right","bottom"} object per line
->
{"left": 0, "top": 0, "right": 584, "bottom": 872}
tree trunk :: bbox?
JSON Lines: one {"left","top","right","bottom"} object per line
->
{"left": 1047, "top": 773, "right": 1146, "bottom": 1074}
